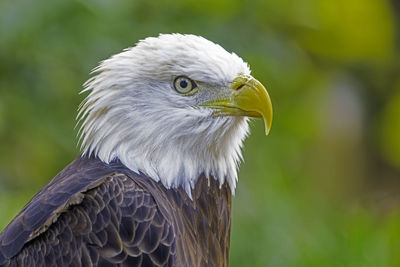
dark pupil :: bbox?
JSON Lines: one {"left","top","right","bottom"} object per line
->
{"left": 179, "top": 79, "right": 188, "bottom": 88}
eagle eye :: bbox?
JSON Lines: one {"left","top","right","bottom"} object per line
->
{"left": 173, "top": 76, "right": 197, "bottom": 95}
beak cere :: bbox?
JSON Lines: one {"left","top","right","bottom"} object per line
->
{"left": 203, "top": 74, "right": 273, "bottom": 135}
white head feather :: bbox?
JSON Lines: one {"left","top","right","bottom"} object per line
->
{"left": 78, "top": 34, "right": 251, "bottom": 197}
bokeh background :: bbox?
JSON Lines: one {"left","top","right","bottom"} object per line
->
{"left": 1, "top": 0, "right": 400, "bottom": 266}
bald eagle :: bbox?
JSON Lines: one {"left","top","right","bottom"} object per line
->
{"left": 0, "top": 34, "right": 272, "bottom": 267}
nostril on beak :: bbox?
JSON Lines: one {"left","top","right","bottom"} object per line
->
{"left": 235, "top": 84, "right": 245, "bottom": 91}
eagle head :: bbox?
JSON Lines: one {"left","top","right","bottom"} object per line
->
{"left": 78, "top": 34, "right": 272, "bottom": 196}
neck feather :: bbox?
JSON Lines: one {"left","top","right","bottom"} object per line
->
{"left": 78, "top": 99, "right": 249, "bottom": 197}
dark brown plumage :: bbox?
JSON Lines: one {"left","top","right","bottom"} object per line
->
{"left": 0, "top": 157, "right": 231, "bottom": 267}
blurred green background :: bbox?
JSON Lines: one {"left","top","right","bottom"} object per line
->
{"left": 1, "top": 0, "right": 400, "bottom": 266}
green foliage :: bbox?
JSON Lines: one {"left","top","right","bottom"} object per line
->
{"left": 379, "top": 85, "right": 400, "bottom": 168}
{"left": 0, "top": 0, "right": 399, "bottom": 266}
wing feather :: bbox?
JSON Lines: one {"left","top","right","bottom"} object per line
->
{"left": 0, "top": 157, "right": 177, "bottom": 266}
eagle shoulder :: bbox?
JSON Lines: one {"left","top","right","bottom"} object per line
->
{"left": 0, "top": 157, "right": 176, "bottom": 266}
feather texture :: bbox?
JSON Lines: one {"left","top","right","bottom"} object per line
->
{"left": 0, "top": 157, "right": 231, "bottom": 267}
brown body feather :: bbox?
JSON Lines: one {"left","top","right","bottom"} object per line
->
{"left": 0, "top": 157, "right": 231, "bottom": 267}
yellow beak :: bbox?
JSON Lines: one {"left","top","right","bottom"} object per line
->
{"left": 202, "top": 74, "right": 273, "bottom": 135}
